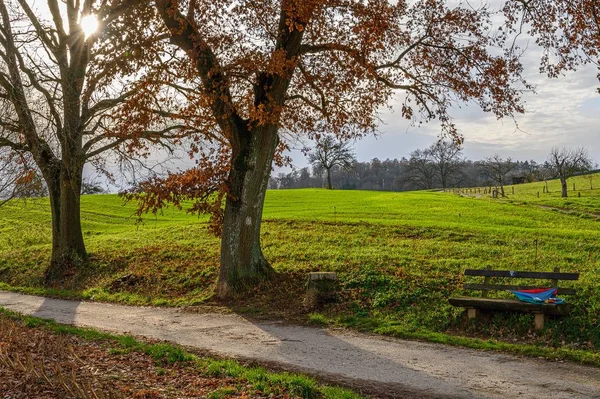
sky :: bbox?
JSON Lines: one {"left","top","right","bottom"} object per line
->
{"left": 110, "top": 33, "right": 600, "bottom": 185}
{"left": 279, "top": 0, "right": 600, "bottom": 172}
{"left": 29, "top": 0, "right": 597, "bottom": 185}
{"left": 283, "top": 60, "right": 600, "bottom": 171}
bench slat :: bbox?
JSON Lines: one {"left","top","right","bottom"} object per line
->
{"left": 464, "top": 269, "right": 579, "bottom": 280}
{"left": 464, "top": 284, "right": 577, "bottom": 295}
{"left": 448, "top": 297, "right": 572, "bottom": 316}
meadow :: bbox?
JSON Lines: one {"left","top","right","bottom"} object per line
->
{"left": 1, "top": 173, "right": 599, "bottom": 363}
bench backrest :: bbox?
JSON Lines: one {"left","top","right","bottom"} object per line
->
{"left": 463, "top": 267, "right": 579, "bottom": 297}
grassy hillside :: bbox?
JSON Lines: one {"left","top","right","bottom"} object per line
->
{"left": 461, "top": 171, "right": 600, "bottom": 214}
{"left": 1, "top": 177, "right": 599, "bottom": 361}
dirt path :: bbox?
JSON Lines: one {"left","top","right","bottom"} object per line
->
{"left": 1, "top": 291, "right": 599, "bottom": 399}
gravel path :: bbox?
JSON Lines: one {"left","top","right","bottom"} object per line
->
{"left": 1, "top": 290, "right": 599, "bottom": 399}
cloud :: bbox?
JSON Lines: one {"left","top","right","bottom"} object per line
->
{"left": 284, "top": 61, "right": 599, "bottom": 172}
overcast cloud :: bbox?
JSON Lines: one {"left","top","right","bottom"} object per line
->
{"left": 281, "top": 1, "right": 600, "bottom": 172}
{"left": 282, "top": 59, "right": 600, "bottom": 172}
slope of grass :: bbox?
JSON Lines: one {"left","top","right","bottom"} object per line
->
{"left": 462, "top": 172, "right": 600, "bottom": 214}
{"left": 0, "top": 179, "right": 599, "bottom": 360}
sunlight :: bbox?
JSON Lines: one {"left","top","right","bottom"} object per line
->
{"left": 80, "top": 14, "right": 98, "bottom": 39}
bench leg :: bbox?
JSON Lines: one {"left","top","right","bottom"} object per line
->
{"left": 534, "top": 313, "right": 545, "bottom": 330}
{"left": 467, "top": 308, "right": 478, "bottom": 319}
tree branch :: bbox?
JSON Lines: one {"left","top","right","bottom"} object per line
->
{"left": 155, "top": 0, "right": 242, "bottom": 139}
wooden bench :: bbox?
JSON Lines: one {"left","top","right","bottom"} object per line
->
{"left": 449, "top": 267, "right": 579, "bottom": 329}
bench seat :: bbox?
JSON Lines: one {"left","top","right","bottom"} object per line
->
{"left": 448, "top": 297, "right": 572, "bottom": 316}
{"left": 448, "top": 267, "right": 579, "bottom": 329}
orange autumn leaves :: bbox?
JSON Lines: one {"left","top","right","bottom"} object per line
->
{"left": 126, "top": 0, "right": 598, "bottom": 232}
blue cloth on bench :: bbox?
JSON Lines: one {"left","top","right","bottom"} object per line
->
{"left": 510, "top": 288, "right": 565, "bottom": 305}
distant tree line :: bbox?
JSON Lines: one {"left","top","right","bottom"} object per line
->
{"left": 269, "top": 141, "right": 595, "bottom": 198}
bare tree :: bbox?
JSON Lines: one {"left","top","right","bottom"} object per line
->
{"left": 0, "top": 147, "right": 48, "bottom": 206}
{"left": 534, "top": 161, "right": 555, "bottom": 193}
{"left": 81, "top": 178, "right": 106, "bottom": 195}
{"left": 428, "top": 140, "right": 464, "bottom": 189}
{"left": 548, "top": 147, "right": 593, "bottom": 197}
{"left": 404, "top": 148, "right": 437, "bottom": 189}
{"left": 404, "top": 140, "right": 463, "bottom": 189}
{"left": 308, "top": 136, "right": 356, "bottom": 189}
{"left": 480, "top": 155, "right": 517, "bottom": 197}
{"left": 0, "top": 0, "right": 186, "bottom": 276}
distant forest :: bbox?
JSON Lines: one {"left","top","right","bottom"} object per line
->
{"left": 269, "top": 158, "right": 538, "bottom": 191}
{"left": 269, "top": 141, "right": 596, "bottom": 192}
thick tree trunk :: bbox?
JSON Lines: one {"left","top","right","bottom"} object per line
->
{"left": 561, "top": 178, "right": 568, "bottom": 198}
{"left": 57, "top": 168, "right": 86, "bottom": 259}
{"left": 44, "top": 165, "right": 87, "bottom": 281}
{"left": 45, "top": 170, "right": 62, "bottom": 265}
{"left": 326, "top": 168, "right": 332, "bottom": 189}
{"left": 217, "top": 127, "right": 279, "bottom": 298}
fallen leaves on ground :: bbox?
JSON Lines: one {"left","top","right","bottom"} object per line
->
{"left": 0, "top": 315, "right": 292, "bottom": 398}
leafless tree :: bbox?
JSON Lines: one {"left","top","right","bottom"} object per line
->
{"left": 534, "top": 162, "right": 555, "bottom": 192}
{"left": 0, "top": 148, "right": 24, "bottom": 206}
{"left": 404, "top": 148, "right": 437, "bottom": 189}
{"left": 428, "top": 140, "right": 464, "bottom": 189}
{"left": 548, "top": 147, "right": 593, "bottom": 197}
{"left": 0, "top": 148, "right": 47, "bottom": 206}
{"left": 481, "top": 155, "right": 517, "bottom": 197}
{"left": 0, "top": 0, "right": 187, "bottom": 276}
{"left": 404, "top": 140, "right": 463, "bottom": 189}
{"left": 308, "top": 136, "right": 356, "bottom": 189}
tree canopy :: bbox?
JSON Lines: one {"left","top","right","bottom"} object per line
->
{"left": 504, "top": 0, "right": 600, "bottom": 88}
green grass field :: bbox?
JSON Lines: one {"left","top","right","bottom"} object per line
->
{"left": 1, "top": 173, "right": 599, "bottom": 363}
{"left": 461, "top": 171, "right": 600, "bottom": 214}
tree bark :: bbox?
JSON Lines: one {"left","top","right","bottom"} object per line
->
{"left": 44, "top": 169, "right": 62, "bottom": 265}
{"left": 561, "top": 178, "right": 568, "bottom": 198}
{"left": 44, "top": 164, "right": 87, "bottom": 281}
{"left": 326, "top": 168, "right": 332, "bottom": 189}
{"left": 58, "top": 168, "right": 86, "bottom": 257}
{"left": 217, "top": 126, "right": 279, "bottom": 298}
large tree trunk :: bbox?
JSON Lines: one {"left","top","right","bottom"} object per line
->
{"left": 561, "top": 177, "right": 568, "bottom": 198}
{"left": 44, "top": 165, "right": 87, "bottom": 281}
{"left": 44, "top": 169, "right": 62, "bottom": 265}
{"left": 326, "top": 168, "right": 333, "bottom": 189}
{"left": 217, "top": 127, "right": 279, "bottom": 298}
{"left": 57, "top": 168, "right": 86, "bottom": 258}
